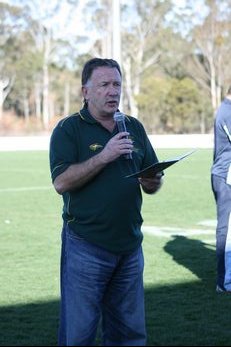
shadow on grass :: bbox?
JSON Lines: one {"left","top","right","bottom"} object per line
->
{"left": 164, "top": 235, "right": 216, "bottom": 284}
{"left": 145, "top": 235, "right": 231, "bottom": 346}
{"left": 1, "top": 236, "right": 231, "bottom": 346}
{"left": 0, "top": 299, "right": 59, "bottom": 346}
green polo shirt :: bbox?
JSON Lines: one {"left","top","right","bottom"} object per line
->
{"left": 49, "top": 106, "right": 159, "bottom": 254}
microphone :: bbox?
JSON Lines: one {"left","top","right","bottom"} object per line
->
{"left": 113, "top": 111, "right": 132, "bottom": 160}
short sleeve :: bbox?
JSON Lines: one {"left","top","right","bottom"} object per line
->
{"left": 49, "top": 122, "right": 79, "bottom": 182}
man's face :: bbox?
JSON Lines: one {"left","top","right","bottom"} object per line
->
{"left": 82, "top": 66, "right": 121, "bottom": 117}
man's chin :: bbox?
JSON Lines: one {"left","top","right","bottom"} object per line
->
{"left": 105, "top": 106, "right": 118, "bottom": 114}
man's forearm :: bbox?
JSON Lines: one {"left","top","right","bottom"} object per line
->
{"left": 53, "top": 152, "right": 108, "bottom": 194}
{"left": 53, "top": 131, "right": 134, "bottom": 194}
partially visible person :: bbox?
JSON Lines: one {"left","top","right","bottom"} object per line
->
{"left": 49, "top": 57, "right": 163, "bottom": 346}
{"left": 211, "top": 85, "right": 231, "bottom": 293}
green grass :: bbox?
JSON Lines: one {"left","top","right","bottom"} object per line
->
{"left": 1, "top": 149, "right": 230, "bottom": 346}
{"left": 142, "top": 148, "right": 216, "bottom": 227}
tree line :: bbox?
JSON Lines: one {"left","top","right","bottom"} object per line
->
{"left": 1, "top": 0, "right": 231, "bottom": 134}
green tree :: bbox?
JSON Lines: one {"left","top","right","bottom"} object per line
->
{"left": 138, "top": 76, "right": 213, "bottom": 134}
{"left": 163, "top": 78, "right": 213, "bottom": 133}
{"left": 121, "top": 0, "right": 172, "bottom": 116}
{"left": 174, "top": 0, "right": 231, "bottom": 114}
{"left": 0, "top": 2, "right": 26, "bottom": 118}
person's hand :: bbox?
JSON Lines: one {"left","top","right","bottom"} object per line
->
{"left": 138, "top": 172, "right": 163, "bottom": 194}
{"left": 99, "top": 132, "right": 133, "bottom": 163}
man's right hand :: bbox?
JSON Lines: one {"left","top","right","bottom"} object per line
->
{"left": 99, "top": 132, "right": 133, "bottom": 164}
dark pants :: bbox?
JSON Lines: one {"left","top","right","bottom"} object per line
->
{"left": 58, "top": 223, "right": 147, "bottom": 346}
{"left": 211, "top": 174, "right": 231, "bottom": 290}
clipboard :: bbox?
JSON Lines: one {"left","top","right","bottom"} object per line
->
{"left": 125, "top": 149, "right": 197, "bottom": 178}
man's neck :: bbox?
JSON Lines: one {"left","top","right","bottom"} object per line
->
{"left": 87, "top": 106, "right": 115, "bottom": 132}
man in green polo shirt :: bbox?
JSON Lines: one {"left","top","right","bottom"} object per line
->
{"left": 49, "top": 57, "right": 163, "bottom": 346}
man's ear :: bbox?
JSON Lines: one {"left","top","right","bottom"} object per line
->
{"left": 82, "top": 86, "right": 87, "bottom": 99}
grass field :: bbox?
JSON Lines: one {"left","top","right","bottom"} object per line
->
{"left": 1, "top": 149, "right": 231, "bottom": 346}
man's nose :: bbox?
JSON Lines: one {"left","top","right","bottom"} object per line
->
{"left": 108, "top": 84, "right": 120, "bottom": 95}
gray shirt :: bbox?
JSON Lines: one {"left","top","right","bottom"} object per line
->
{"left": 211, "top": 98, "right": 231, "bottom": 178}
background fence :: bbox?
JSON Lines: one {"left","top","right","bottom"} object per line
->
{"left": 0, "top": 134, "right": 213, "bottom": 151}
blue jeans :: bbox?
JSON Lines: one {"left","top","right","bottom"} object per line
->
{"left": 58, "top": 223, "right": 146, "bottom": 346}
{"left": 212, "top": 175, "right": 231, "bottom": 290}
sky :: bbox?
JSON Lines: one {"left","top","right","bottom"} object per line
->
{"left": 2, "top": 0, "right": 95, "bottom": 52}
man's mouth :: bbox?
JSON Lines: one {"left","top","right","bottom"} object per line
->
{"left": 107, "top": 101, "right": 118, "bottom": 106}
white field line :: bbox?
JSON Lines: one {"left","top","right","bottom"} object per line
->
{"left": 0, "top": 181, "right": 216, "bottom": 242}
{"left": 0, "top": 186, "right": 52, "bottom": 192}
{"left": 0, "top": 169, "right": 47, "bottom": 173}
{"left": 198, "top": 219, "right": 217, "bottom": 227}
{"left": 142, "top": 223, "right": 216, "bottom": 240}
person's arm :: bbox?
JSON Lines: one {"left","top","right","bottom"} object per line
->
{"left": 135, "top": 121, "right": 163, "bottom": 195}
{"left": 223, "top": 123, "right": 231, "bottom": 143}
{"left": 54, "top": 132, "right": 133, "bottom": 194}
{"left": 139, "top": 173, "right": 163, "bottom": 195}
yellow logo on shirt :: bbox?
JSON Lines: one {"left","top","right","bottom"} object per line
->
{"left": 89, "top": 143, "right": 103, "bottom": 151}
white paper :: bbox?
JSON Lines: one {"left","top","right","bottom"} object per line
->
{"left": 226, "top": 164, "right": 231, "bottom": 185}
{"left": 223, "top": 124, "right": 231, "bottom": 143}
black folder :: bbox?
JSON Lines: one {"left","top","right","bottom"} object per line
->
{"left": 126, "top": 149, "right": 197, "bottom": 178}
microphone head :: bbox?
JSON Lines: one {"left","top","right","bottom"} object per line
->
{"left": 113, "top": 111, "right": 125, "bottom": 122}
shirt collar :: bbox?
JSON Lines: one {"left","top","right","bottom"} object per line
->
{"left": 79, "top": 105, "right": 98, "bottom": 124}
{"left": 79, "top": 105, "right": 122, "bottom": 124}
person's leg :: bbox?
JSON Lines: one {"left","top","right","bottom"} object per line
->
{"left": 102, "top": 246, "right": 146, "bottom": 346}
{"left": 58, "top": 224, "right": 117, "bottom": 346}
{"left": 212, "top": 175, "right": 231, "bottom": 291}
{"left": 58, "top": 224, "right": 67, "bottom": 346}
{"left": 224, "top": 211, "right": 231, "bottom": 290}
